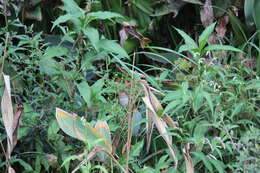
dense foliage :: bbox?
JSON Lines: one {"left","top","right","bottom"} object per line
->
{"left": 0, "top": 0, "right": 259, "bottom": 172}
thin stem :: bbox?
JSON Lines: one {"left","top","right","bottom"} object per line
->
{"left": 125, "top": 52, "right": 136, "bottom": 173}
{"left": 1, "top": 33, "right": 9, "bottom": 73}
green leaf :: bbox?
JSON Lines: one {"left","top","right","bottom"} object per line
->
{"left": 97, "top": 39, "right": 128, "bottom": 58}
{"left": 83, "top": 27, "right": 99, "bottom": 49}
{"left": 40, "top": 46, "right": 68, "bottom": 75}
{"left": 175, "top": 28, "right": 198, "bottom": 49}
{"left": 131, "top": 140, "right": 144, "bottom": 157}
{"left": 208, "top": 158, "right": 226, "bottom": 173}
{"left": 231, "top": 102, "right": 245, "bottom": 119}
{"left": 204, "top": 44, "right": 243, "bottom": 52}
{"left": 178, "top": 44, "right": 197, "bottom": 53}
{"left": 192, "top": 151, "right": 213, "bottom": 172}
{"left": 245, "top": 80, "right": 260, "bottom": 90}
{"left": 47, "top": 120, "right": 60, "bottom": 141}
{"left": 182, "top": 0, "right": 203, "bottom": 5}
{"left": 199, "top": 23, "right": 216, "bottom": 49}
{"left": 55, "top": 108, "right": 112, "bottom": 152}
{"left": 77, "top": 81, "right": 92, "bottom": 107}
{"left": 51, "top": 14, "right": 80, "bottom": 31}
{"left": 43, "top": 46, "right": 68, "bottom": 59}
{"left": 253, "top": 0, "right": 260, "bottom": 29}
{"left": 244, "top": 0, "right": 255, "bottom": 25}
{"left": 87, "top": 11, "right": 123, "bottom": 21}
{"left": 202, "top": 91, "right": 214, "bottom": 115}
{"left": 11, "top": 159, "right": 33, "bottom": 171}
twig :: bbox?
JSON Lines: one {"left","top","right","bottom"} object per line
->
{"left": 125, "top": 52, "right": 136, "bottom": 172}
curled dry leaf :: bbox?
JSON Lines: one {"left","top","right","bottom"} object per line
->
{"left": 119, "top": 22, "right": 151, "bottom": 48}
{"left": 139, "top": 80, "right": 178, "bottom": 167}
{"left": 200, "top": 0, "right": 214, "bottom": 27}
{"left": 183, "top": 143, "right": 194, "bottom": 173}
{"left": 1, "top": 74, "right": 23, "bottom": 173}
{"left": 231, "top": 6, "right": 239, "bottom": 17}
{"left": 1, "top": 74, "right": 14, "bottom": 157}
{"left": 216, "top": 14, "right": 229, "bottom": 39}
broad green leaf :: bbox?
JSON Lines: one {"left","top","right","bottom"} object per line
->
{"left": 204, "top": 44, "right": 243, "bottom": 52}
{"left": 40, "top": 46, "right": 68, "bottom": 75}
{"left": 92, "top": 77, "right": 105, "bottom": 94}
{"left": 192, "top": 151, "right": 213, "bottom": 172}
{"left": 87, "top": 11, "right": 123, "bottom": 21}
{"left": 199, "top": 23, "right": 216, "bottom": 49}
{"left": 131, "top": 140, "right": 144, "bottom": 157}
{"left": 43, "top": 46, "right": 68, "bottom": 59}
{"left": 208, "top": 158, "right": 226, "bottom": 173}
{"left": 77, "top": 81, "right": 92, "bottom": 107}
{"left": 55, "top": 108, "right": 112, "bottom": 152}
{"left": 83, "top": 27, "right": 99, "bottom": 49}
{"left": 97, "top": 39, "right": 128, "bottom": 58}
{"left": 175, "top": 28, "right": 198, "bottom": 49}
{"left": 61, "top": 0, "right": 83, "bottom": 14}
{"left": 51, "top": 14, "right": 81, "bottom": 31}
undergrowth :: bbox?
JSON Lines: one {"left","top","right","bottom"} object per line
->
{"left": 0, "top": 0, "right": 259, "bottom": 173}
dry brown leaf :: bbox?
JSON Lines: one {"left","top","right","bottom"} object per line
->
{"left": 139, "top": 80, "right": 178, "bottom": 167}
{"left": 200, "top": 0, "right": 214, "bottom": 27}
{"left": 216, "top": 14, "right": 229, "bottom": 39}
{"left": 183, "top": 143, "right": 194, "bottom": 173}
{"left": 119, "top": 22, "right": 151, "bottom": 48}
{"left": 1, "top": 74, "right": 14, "bottom": 157}
{"left": 8, "top": 167, "right": 15, "bottom": 173}
{"left": 145, "top": 112, "right": 154, "bottom": 153}
{"left": 231, "top": 6, "right": 239, "bottom": 17}
{"left": 12, "top": 105, "right": 23, "bottom": 151}
{"left": 112, "top": 135, "right": 121, "bottom": 154}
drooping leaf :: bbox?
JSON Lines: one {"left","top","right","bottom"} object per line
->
{"left": 95, "top": 121, "right": 112, "bottom": 161}
{"left": 139, "top": 80, "right": 178, "bottom": 167}
{"left": 200, "top": 0, "right": 214, "bottom": 27}
{"left": 55, "top": 108, "right": 112, "bottom": 152}
{"left": 97, "top": 39, "right": 128, "bottom": 58}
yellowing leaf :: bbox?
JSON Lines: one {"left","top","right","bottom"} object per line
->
{"left": 55, "top": 108, "right": 112, "bottom": 152}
